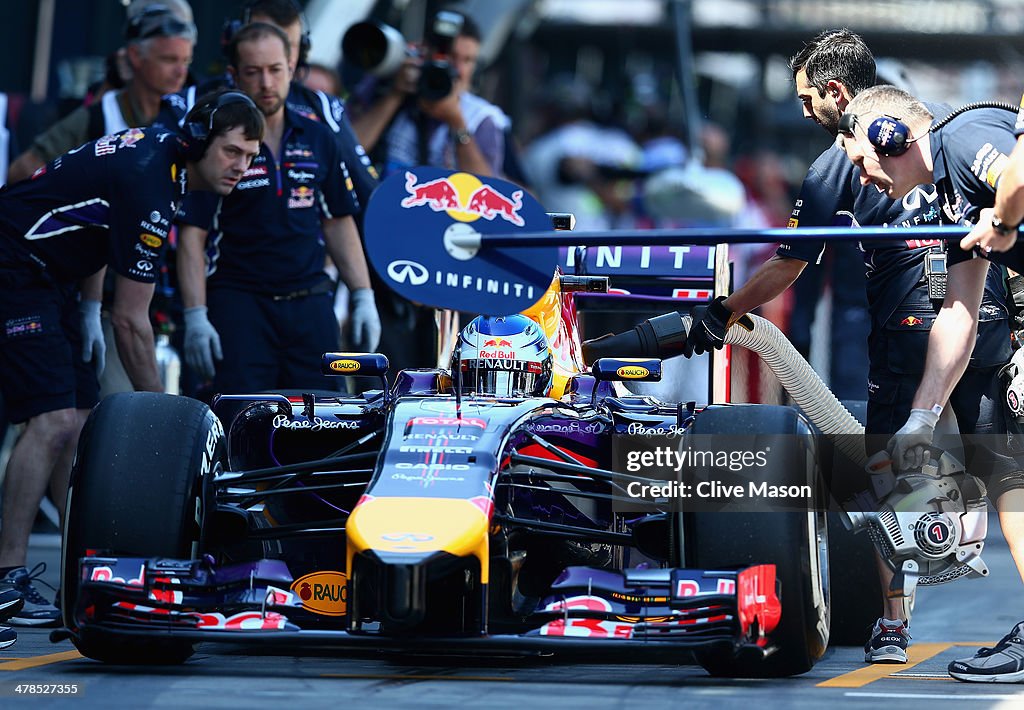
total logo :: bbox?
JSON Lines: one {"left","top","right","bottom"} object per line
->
{"left": 400, "top": 171, "right": 525, "bottom": 226}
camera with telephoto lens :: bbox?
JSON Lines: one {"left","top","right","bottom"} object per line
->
{"left": 342, "top": 11, "right": 464, "bottom": 102}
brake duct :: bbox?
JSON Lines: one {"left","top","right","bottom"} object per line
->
{"left": 583, "top": 311, "right": 989, "bottom": 600}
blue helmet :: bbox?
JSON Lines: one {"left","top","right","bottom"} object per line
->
{"left": 452, "top": 315, "right": 553, "bottom": 397}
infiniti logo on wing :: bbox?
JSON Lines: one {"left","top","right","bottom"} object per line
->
{"left": 387, "top": 259, "right": 429, "bottom": 285}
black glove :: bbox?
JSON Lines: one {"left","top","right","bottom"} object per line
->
{"left": 684, "top": 296, "right": 732, "bottom": 356}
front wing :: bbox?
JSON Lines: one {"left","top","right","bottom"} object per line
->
{"left": 64, "top": 555, "right": 782, "bottom": 660}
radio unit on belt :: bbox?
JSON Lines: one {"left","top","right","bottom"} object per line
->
{"left": 925, "top": 247, "right": 947, "bottom": 301}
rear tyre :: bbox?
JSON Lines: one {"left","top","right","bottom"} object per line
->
{"left": 682, "top": 405, "right": 829, "bottom": 677}
{"left": 62, "top": 392, "right": 225, "bottom": 664}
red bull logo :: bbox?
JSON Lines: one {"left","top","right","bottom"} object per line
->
{"left": 288, "top": 186, "right": 315, "bottom": 209}
{"left": 900, "top": 315, "right": 924, "bottom": 327}
{"left": 400, "top": 171, "right": 525, "bottom": 226}
{"left": 482, "top": 338, "right": 513, "bottom": 348}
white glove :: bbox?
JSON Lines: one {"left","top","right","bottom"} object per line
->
{"left": 349, "top": 288, "right": 381, "bottom": 352}
{"left": 183, "top": 306, "right": 222, "bottom": 380}
{"left": 886, "top": 408, "right": 939, "bottom": 472}
{"left": 79, "top": 299, "right": 105, "bottom": 377}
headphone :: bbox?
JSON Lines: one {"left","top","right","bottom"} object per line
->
{"left": 222, "top": 0, "right": 311, "bottom": 66}
{"left": 181, "top": 90, "right": 259, "bottom": 162}
{"left": 841, "top": 101, "right": 1020, "bottom": 157}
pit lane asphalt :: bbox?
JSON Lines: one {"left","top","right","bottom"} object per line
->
{"left": 5, "top": 520, "right": 1024, "bottom": 709}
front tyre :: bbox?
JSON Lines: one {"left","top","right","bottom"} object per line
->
{"left": 62, "top": 392, "right": 225, "bottom": 664}
{"left": 682, "top": 405, "right": 829, "bottom": 677}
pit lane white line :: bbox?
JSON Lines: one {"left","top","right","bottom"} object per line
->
{"left": 846, "top": 692, "right": 1024, "bottom": 700}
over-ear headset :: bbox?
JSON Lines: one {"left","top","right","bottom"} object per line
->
{"left": 181, "top": 90, "right": 259, "bottom": 162}
{"left": 841, "top": 101, "right": 1020, "bottom": 157}
{"left": 222, "top": 0, "right": 311, "bottom": 66}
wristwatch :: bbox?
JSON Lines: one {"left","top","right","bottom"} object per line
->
{"left": 991, "top": 214, "right": 1020, "bottom": 236}
{"left": 452, "top": 128, "right": 472, "bottom": 146}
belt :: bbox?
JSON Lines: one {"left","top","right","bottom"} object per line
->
{"left": 269, "top": 280, "right": 334, "bottom": 301}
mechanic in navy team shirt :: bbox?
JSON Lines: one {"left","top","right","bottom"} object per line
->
{"left": 840, "top": 84, "right": 1024, "bottom": 682}
{"left": 0, "top": 90, "right": 263, "bottom": 627}
{"left": 183, "top": 0, "right": 379, "bottom": 214}
{"left": 683, "top": 30, "right": 1016, "bottom": 664}
{"left": 176, "top": 23, "right": 380, "bottom": 395}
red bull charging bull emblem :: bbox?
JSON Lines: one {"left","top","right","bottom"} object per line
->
{"left": 900, "top": 315, "right": 924, "bottom": 327}
{"left": 401, "top": 171, "right": 525, "bottom": 227}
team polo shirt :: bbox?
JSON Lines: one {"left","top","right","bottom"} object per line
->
{"left": 0, "top": 126, "right": 185, "bottom": 286}
{"left": 778, "top": 141, "right": 945, "bottom": 327}
{"left": 935, "top": 108, "right": 1021, "bottom": 270}
{"left": 185, "top": 78, "right": 377, "bottom": 210}
{"left": 285, "top": 82, "right": 378, "bottom": 208}
{"left": 177, "top": 108, "right": 357, "bottom": 295}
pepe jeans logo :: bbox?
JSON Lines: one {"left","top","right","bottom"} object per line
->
{"left": 272, "top": 415, "right": 358, "bottom": 431}
{"left": 626, "top": 422, "right": 685, "bottom": 439}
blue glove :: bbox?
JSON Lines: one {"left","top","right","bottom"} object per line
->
{"left": 79, "top": 299, "right": 105, "bottom": 377}
{"left": 183, "top": 306, "right": 222, "bottom": 380}
{"left": 349, "top": 288, "right": 381, "bottom": 352}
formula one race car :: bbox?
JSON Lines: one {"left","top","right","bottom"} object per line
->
{"left": 58, "top": 170, "right": 831, "bottom": 677}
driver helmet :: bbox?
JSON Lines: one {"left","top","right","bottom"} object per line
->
{"left": 452, "top": 314, "right": 553, "bottom": 397}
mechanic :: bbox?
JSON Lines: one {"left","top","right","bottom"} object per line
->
{"left": 840, "top": 84, "right": 1024, "bottom": 682}
{"left": 176, "top": 23, "right": 380, "bottom": 395}
{"left": 967, "top": 96, "right": 1024, "bottom": 261}
{"left": 0, "top": 90, "right": 264, "bottom": 627}
{"left": 681, "top": 30, "right": 1016, "bottom": 665}
{"left": 179, "top": 0, "right": 379, "bottom": 370}
{"left": 7, "top": 2, "right": 197, "bottom": 397}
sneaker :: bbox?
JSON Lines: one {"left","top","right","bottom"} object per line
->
{"left": 864, "top": 617, "right": 911, "bottom": 663}
{"left": 0, "top": 588, "right": 23, "bottom": 622}
{"left": 0, "top": 564, "right": 60, "bottom": 627}
{"left": 0, "top": 626, "right": 15, "bottom": 650}
{"left": 949, "top": 621, "right": 1024, "bottom": 682}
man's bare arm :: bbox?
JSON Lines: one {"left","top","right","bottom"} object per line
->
{"left": 322, "top": 216, "right": 372, "bottom": 291}
{"left": 910, "top": 257, "right": 989, "bottom": 410}
{"left": 110, "top": 275, "right": 162, "bottom": 392}
{"left": 722, "top": 254, "right": 809, "bottom": 317}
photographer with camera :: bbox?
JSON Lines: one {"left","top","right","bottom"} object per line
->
{"left": 346, "top": 9, "right": 508, "bottom": 178}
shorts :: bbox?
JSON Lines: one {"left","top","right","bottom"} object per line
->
{"left": 867, "top": 367, "right": 1024, "bottom": 502}
{"left": 0, "top": 282, "right": 100, "bottom": 423}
